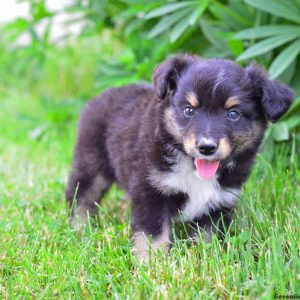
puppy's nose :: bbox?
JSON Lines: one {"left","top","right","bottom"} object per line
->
{"left": 198, "top": 140, "right": 218, "bottom": 156}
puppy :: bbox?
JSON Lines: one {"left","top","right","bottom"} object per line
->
{"left": 66, "top": 54, "right": 294, "bottom": 262}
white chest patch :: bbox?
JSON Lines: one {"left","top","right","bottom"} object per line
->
{"left": 150, "top": 155, "right": 240, "bottom": 221}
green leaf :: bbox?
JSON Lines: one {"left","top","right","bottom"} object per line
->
{"left": 30, "top": 124, "right": 49, "bottom": 140}
{"left": 4, "top": 18, "right": 29, "bottom": 41}
{"left": 148, "top": 8, "right": 191, "bottom": 38}
{"left": 209, "top": 2, "right": 252, "bottom": 27}
{"left": 145, "top": 1, "right": 197, "bottom": 19}
{"left": 229, "top": 0, "right": 256, "bottom": 22}
{"left": 170, "top": 14, "right": 191, "bottom": 42}
{"left": 228, "top": 39, "right": 244, "bottom": 56}
{"left": 200, "top": 19, "right": 227, "bottom": 50}
{"left": 260, "top": 133, "right": 274, "bottom": 161}
{"left": 272, "top": 122, "right": 289, "bottom": 142}
{"left": 234, "top": 25, "right": 300, "bottom": 39}
{"left": 202, "top": 47, "right": 231, "bottom": 58}
{"left": 283, "top": 97, "right": 300, "bottom": 118}
{"left": 43, "top": 21, "right": 52, "bottom": 43}
{"left": 124, "top": 18, "right": 144, "bottom": 36}
{"left": 286, "top": 115, "right": 300, "bottom": 130}
{"left": 237, "top": 33, "right": 300, "bottom": 61}
{"left": 165, "top": 2, "right": 209, "bottom": 42}
{"left": 188, "top": 0, "right": 210, "bottom": 26}
{"left": 269, "top": 39, "right": 300, "bottom": 79}
{"left": 245, "top": 0, "right": 300, "bottom": 24}
{"left": 277, "top": 59, "right": 296, "bottom": 84}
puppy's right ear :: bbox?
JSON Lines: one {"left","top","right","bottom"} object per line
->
{"left": 153, "top": 54, "right": 196, "bottom": 100}
{"left": 245, "top": 64, "right": 295, "bottom": 122}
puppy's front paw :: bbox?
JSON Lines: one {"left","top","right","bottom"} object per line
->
{"left": 133, "top": 231, "right": 170, "bottom": 264}
{"left": 70, "top": 215, "right": 87, "bottom": 231}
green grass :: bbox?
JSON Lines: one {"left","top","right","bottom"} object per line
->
{"left": 0, "top": 38, "right": 299, "bottom": 299}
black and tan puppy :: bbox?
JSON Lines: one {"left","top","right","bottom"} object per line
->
{"left": 66, "top": 54, "right": 294, "bottom": 261}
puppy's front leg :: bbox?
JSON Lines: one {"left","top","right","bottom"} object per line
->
{"left": 131, "top": 189, "right": 170, "bottom": 263}
{"left": 133, "top": 226, "right": 170, "bottom": 263}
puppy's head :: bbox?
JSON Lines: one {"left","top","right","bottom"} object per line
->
{"left": 153, "top": 54, "right": 294, "bottom": 179}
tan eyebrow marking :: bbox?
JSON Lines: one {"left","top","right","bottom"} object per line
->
{"left": 186, "top": 92, "right": 199, "bottom": 107}
{"left": 225, "top": 96, "right": 240, "bottom": 109}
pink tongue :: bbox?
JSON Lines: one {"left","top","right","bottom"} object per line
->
{"left": 194, "top": 158, "right": 220, "bottom": 179}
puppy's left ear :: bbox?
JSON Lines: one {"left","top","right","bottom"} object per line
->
{"left": 245, "top": 64, "right": 295, "bottom": 122}
{"left": 153, "top": 54, "right": 197, "bottom": 100}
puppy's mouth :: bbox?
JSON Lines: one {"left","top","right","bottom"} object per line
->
{"left": 194, "top": 158, "right": 220, "bottom": 180}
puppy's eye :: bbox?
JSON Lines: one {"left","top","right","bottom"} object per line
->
{"left": 184, "top": 107, "right": 194, "bottom": 117}
{"left": 228, "top": 110, "right": 240, "bottom": 120}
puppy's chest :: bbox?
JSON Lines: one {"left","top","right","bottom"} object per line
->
{"left": 151, "top": 156, "right": 239, "bottom": 221}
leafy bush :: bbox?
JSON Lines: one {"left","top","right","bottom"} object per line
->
{"left": 118, "top": 0, "right": 300, "bottom": 144}
{"left": 3, "top": 0, "right": 300, "bottom": 144}
{"left": 113, "top": 0, "right": 300, "bottom": 144}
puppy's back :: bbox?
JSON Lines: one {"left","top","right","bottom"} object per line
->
{"left": 85, "top": 83, "right": 153, "bottom": 124}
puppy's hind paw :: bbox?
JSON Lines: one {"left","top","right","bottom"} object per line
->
{"left": 69, "top": 206, "right": 91, "bottom": 231}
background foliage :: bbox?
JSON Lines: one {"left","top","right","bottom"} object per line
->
{"left": 3, "top": 0, "right": 300, "bottom": 149}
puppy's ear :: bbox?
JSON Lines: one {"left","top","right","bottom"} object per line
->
{"left": 245, "top": 64, "right": 295, "bottom": 123}
{"left": 153, "top": 54, "right": 196, "bottom": 100}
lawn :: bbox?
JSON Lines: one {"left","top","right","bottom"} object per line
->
{"left": 0, "top": 39, "right": 299, "bottom": 299}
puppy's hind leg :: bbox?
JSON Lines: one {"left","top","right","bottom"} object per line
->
{"left": 66, "top": 99, "right": 114, "bottom": 229}
{"left": 66, "top": 172, "right": 112, "bottom": 229}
